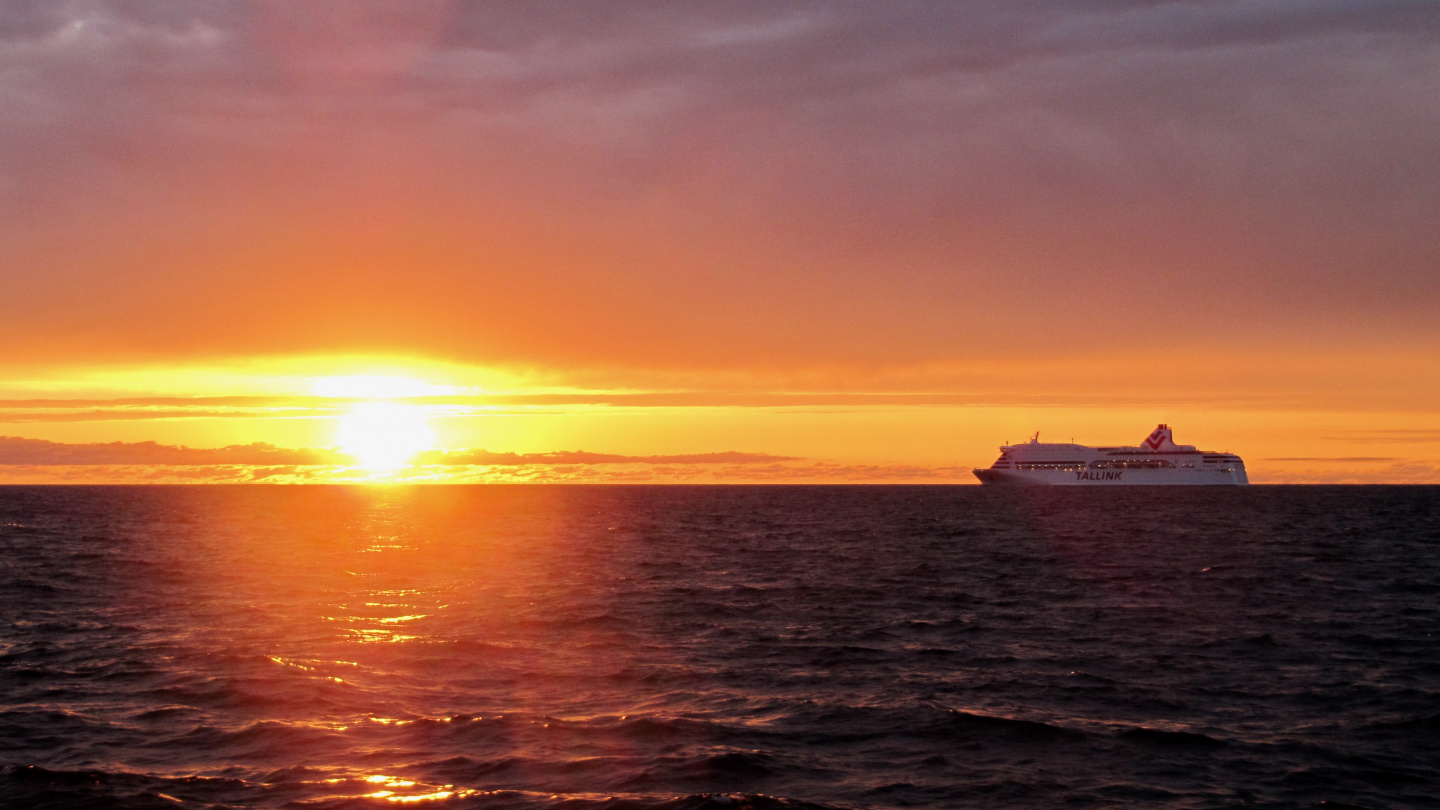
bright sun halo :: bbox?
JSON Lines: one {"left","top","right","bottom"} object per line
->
{"left": 337, "top": 402, "right": 435, "bottom": 470}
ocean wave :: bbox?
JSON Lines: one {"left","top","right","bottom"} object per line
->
{"left": 939, "top": 709, "right": 1086, "bottom": 743}
{"left": 3, "top": 485, "right": 1438, "bottom": 808}
{"left": 1117, "top": 727, "right": 1228, "bottom": 748}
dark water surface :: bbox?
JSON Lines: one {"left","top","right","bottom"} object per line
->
{"left": 1, "top": 485, "right": 1438, "bottom": 809}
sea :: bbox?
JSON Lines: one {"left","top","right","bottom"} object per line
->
{"left": 1, "top": 485, "right": 1437, "bottom": 810}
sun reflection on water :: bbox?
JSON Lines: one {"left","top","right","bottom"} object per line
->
{"left": 320, "top": 530, "right": 442, "bottom": 643}
{"left": 195, "top": 487, "right": 640, "bottom": 804}
{"left": 344, "top": 774, "right": 477, "bottom": 803}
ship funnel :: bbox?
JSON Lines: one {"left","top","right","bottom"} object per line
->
{"left": 1141, "top": 424, "right": 1177, "bottom": 451}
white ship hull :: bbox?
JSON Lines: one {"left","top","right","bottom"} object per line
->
{"left": 974, "top": 467, "right": 1247, "bottom": 486}
{"left": 973, "top": 425, "right": 1248, "bottom": 486}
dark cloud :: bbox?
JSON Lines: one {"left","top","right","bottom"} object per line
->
{"left": 1321, "top": 430, "right": 1440, "bottom": 443}
{"left": 0, "top": 459, "right": 977, "bottom": 485}
{"left": 0, "top": 435, "right": 792, "bottom": 467}
{"left": 1250, "top": 459, "right": 1440, "bottom": 485}
{"left": 413, "top": 449, "right": 796, "bottom": 465}
{"left": 1263, "top": 457, "right": 1400, "bottom": 462}
{"left": 0, "top": 388, "right": 1388, "bottom": 419}
{"left": 0, "top": 409, "right": 285, "bottom": 423}
{"left": 0, "top": 435, "right": 345, "bottom": 465}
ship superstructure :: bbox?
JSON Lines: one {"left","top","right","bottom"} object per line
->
{"left": 973, "top": 425, "right": 1247, "bottom": 485}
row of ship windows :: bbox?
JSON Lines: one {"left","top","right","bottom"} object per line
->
{"left": 999, "top": 462, "right": 1242, "bottom": 473}
{"left": 1011, "top": 460, "right": 1179, "bottom": 471}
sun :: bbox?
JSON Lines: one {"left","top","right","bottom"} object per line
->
{"left": 336, "top": 402, "right": 435, "bottom": 470}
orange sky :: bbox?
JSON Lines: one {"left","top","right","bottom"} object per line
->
{"left": 1, "top": 2, "right": 1437, "bottom": 483}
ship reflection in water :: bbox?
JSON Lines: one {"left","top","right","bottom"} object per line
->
{"left": 2, "top": 485, "right": 1438, "bottom": 809}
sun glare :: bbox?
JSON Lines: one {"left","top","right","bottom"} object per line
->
{"left": 337, "top": 402, "right": 435, "bottom": 470}
{"left": 314, "top": 375, "right": 455, "bottom": 399}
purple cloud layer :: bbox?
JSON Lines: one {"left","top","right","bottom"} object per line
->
{"left": 0, "top": 1, "right": 1437, "bottom": 371}
{"left": 0, "top": 436, "right": 345, "bottom": 466}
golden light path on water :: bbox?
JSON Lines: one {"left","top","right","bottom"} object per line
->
{"left": 239, "top": 486, "right": 723, "bottom": 804}
{"left": 243, "top": 489, "right": 561, "bottom": 802}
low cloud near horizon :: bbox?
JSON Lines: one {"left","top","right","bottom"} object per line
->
{"left": 0, "top": 436, "right": 794, "bottom": 468}
{"left": 0, "top": 435, "right": 972, "bottom": 485}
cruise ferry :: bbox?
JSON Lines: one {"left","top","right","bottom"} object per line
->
{"left": 973, "top": 425, "right": 1247, "bottom": 485}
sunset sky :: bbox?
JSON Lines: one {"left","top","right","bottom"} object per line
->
{"left": 1, "top": 1, "right": 1437, "bottom": 483}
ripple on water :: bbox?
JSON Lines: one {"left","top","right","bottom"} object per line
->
{"left": 1, "top": 485, "right": 1438, "bottom": 808}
